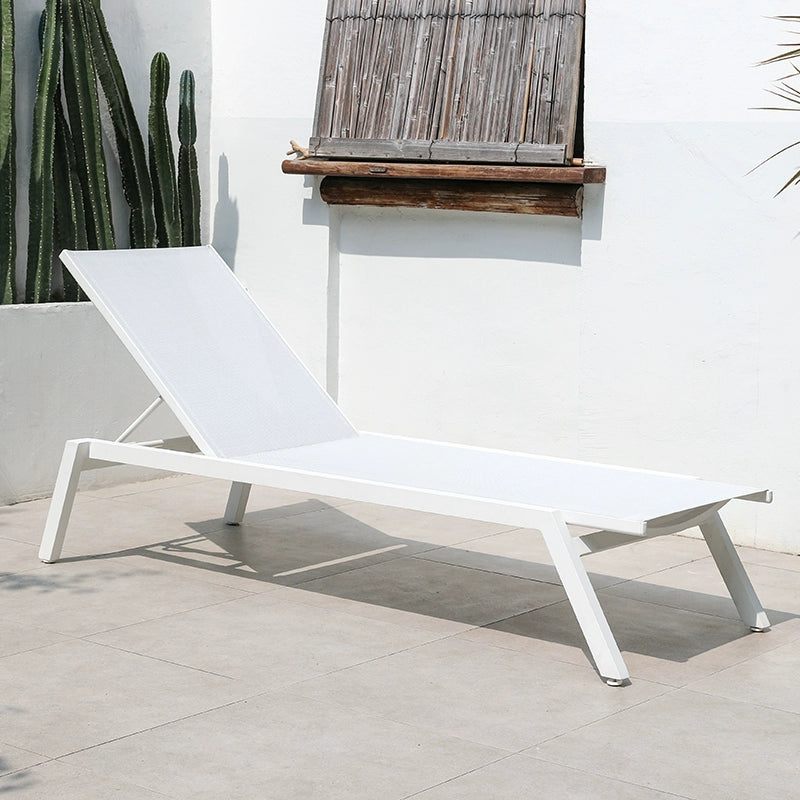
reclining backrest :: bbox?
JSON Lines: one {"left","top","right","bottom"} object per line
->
{"left": 61, "top": 246, "right": 356, "bottom": 458}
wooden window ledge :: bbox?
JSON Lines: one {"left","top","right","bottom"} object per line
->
{"left": 281, "top": 159, "right": 605, "bottom": 217}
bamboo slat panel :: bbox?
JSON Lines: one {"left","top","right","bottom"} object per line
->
{"left": 311, "top": 0, "right": 585, "bottom": 165}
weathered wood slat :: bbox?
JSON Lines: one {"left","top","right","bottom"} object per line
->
{"left": 282, "top": 157, "right": 606, "bottom": 184}
{"left": 319, "top": 176, "right": 584, "bottom": 216}
{"left": 311, "top": 137, "right": 434, "bottom": 159}
{"left": 311, "top": 0, "right": 584, "bottom": 163}
{"left": 429, "top": 141, "right": 565, "bottom": 163}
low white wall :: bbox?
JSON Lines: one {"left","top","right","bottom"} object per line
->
{"left": 209, "top": 1, "right": 800, "bottom": 554}
{"left": 0, "top": 303, "right": 183, "bottom": 504}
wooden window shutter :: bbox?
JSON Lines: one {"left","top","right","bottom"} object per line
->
{"left": 311, "top": 0, "right": 585, "bottom": 165}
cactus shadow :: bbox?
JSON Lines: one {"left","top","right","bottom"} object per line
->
{"left": 212, "top": 153, "right": 238, "bottom": 268}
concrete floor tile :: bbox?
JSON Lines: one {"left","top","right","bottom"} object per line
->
{"left": 331, "top": 502, "right": 514, "bottom": 546}
{"left": 0, "top": 620, "right": 67, "bottom": 658}
{"left": 296, "top": 555, "right": 566, "bottom": 627}
{"left": 269, "top": 584, "right": 475, "bottom": 636}
{"left": 4, "top": 495, "right": 198, "bottom": 554}
{"left": 604, "top": 556, "right": 800, "bottom": 622}
{"left": 60, "top": 691, "right": 504, "bottom": 800}
{"left": 418, "top": 528, "right": 710, "bottom": 590}
{"left": 408, "top": 754, "right": 687, "bottom": 799}
{"left": 0, "top": 640, "right": 257, "bottom": 757}
{"left": 739, "top": 545, "right": 800, "bottom": 572}
{"left": 0, "top": 496, "right": 85, "bottom": 546}
{"left": 531, "top": 689, "right": 800, "bottom": 799}
{"left": 0, "top": 743, "right": 48, "bottom": 777}
{"left": 0, "top": 759, "right": 174, "bottom": 799}
{"left": 0, "top": 557, "right": 250, "bottom": 637}
{"left": 689, "top": 636, "right": 800, "bottom": 713}
{"left": 2, "top": 480, "right": 799, "bottom": 797}
{"left": 88, "top": 593, "right": 442, "bottom": 688}
{"left": 196, "top": 505, "right": 430, "bottom": 585}
{"left": 0, "top": 537, "right": 45, "bottom": 575}
{"left": 417, "top": 531, "right": 563, "bottom": 585}
{"left": 462, "top": 592, "right": 797, "bottom": 686}
{"left": 289, "top": 637, "right": 668, "bottom": 751}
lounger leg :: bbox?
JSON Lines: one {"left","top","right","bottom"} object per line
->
{"left": 540, "top": 512, "right": 630, "bottom": 685}
{"left": 699, "top": 511, "right": 770, "bottom": 631}
{"left": 39, "top": 440, "right": 91, "bottom": 563}
{"left": 224, "top": 482, "right": 251, "bottom": 525}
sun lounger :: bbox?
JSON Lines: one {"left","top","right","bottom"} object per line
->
{"left": 39, "top": 246, "right": 771, "bottom": 685}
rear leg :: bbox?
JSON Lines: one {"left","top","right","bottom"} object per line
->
{"left": 224, "top": 482, "right": 251, "bottom": 525}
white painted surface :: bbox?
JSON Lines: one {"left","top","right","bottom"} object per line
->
{"left": 0, "top": 303, "right": 183, "bottom": 503}
{"left": 207, "top": 0, "right": 800, "bottom": 554}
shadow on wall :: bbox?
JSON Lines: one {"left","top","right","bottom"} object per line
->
{"left": 212, "top": 153, "right": 239, "bottom": 268}
{"left": 330, "top": 184, "right": 606, "bottom": 268}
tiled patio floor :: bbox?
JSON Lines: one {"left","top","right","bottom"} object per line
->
{"left": 1, "top": 474, "right": 799, "bottom": 798}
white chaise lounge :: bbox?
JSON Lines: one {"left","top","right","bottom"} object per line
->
{"left": 39, "top": 246, "right": 771, "bottom": 685}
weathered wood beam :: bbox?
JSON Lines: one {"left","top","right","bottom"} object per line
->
{"left": 318, "top": 177, "right": 584, "bottom": 217}
{"left": 282, "top": 158, "right": 606, "bottom": 185}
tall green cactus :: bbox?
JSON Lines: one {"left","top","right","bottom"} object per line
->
{"left": 84, "top": 0, "right": 155, "bottom": 248}
{"left": 149, "top": 52, "right": 180, "bottom": 247}
{"left": 0, "top": 0, "right": 16, "bottom": 304}
{"left": 27, "top": 0, "right": 61, "bottom": 303}
{"left": 62, "top": 0, "right": 114, "bottom": 251}
{"left": 178, "top": 69, "right": 200, "bottom": 246}
{"left": 53, "top": 72, "right": 87, "bottom": 302}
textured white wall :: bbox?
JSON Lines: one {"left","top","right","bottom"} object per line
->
{"left": 209, "top": 1, "right": 800, "bottom": 553}
{"left": 0, "top": 304, "right": 183, "bottom": 503}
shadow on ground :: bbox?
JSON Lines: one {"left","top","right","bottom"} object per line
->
{"left": 4, "top": 500, "right": 795, "bottom": 670}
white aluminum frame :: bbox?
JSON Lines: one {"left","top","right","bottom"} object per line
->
{"left": 38, "top": 247, "right": 772, "bottom": 686}
{"left": 39, "top": 434, "right": 770, "bottom": 686}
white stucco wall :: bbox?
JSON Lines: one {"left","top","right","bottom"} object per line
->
{"left": 0, "top": 303, "right": 183, "bottom": 503}
{"left": 209, "top": 1, "right": 800, "bottom": 554}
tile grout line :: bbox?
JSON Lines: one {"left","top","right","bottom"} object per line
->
{"left": 524, "top": 681, "right": 681, "bottom": 752}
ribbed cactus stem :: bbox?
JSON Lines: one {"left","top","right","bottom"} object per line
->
{"left": 0, "top": 0, "right": 16, "bottom": 303}
{"left": 85, "top": 0, "right": 155, "bottom": 248}
{"left": 148, "top": 52, "right": 181, "bottom": 247}
{"left": 62, "top": 0, "right": 115, "bottom": 251}
{"left": 26, "top": 0, "right": 61, "bottom": 303}
{"left": 178, "top": 69, "right": 200, "bottom": 246}
{"left": 53, "top": 76, "right": 88, "bottom": 302}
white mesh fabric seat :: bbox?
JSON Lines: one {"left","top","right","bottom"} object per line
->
{"left": 39, "top": 246, "right": 772, "bottom": 685}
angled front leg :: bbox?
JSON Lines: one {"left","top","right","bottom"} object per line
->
{"left": 224, "top": 482, "right": 251, "bottom": 525}
{"left": 699, "top": 511, "right": 770, "bottom": 631}
{"left": 39, "top": 440, "right": 92, "bottom": 563}
{"left": 539, "top": 512, "right": 630, "bottom": 685}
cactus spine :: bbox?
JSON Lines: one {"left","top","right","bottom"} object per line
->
{"left": 84, "top": 0, "right": 155, "bottom": 248}
{"left": 61, "top": 0, "right": 114, "bottom": 251}
{"left": 178, "top": 69, "right": 200, "bottom": 246}
{"left": 27, "top": 0, "right": 61, "bottom": 303}
{"left": 148, "top": 53, "right": 181, "bottom": 247}
{"left": 0, "top": 0, "right": 16, "bottom": 303}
